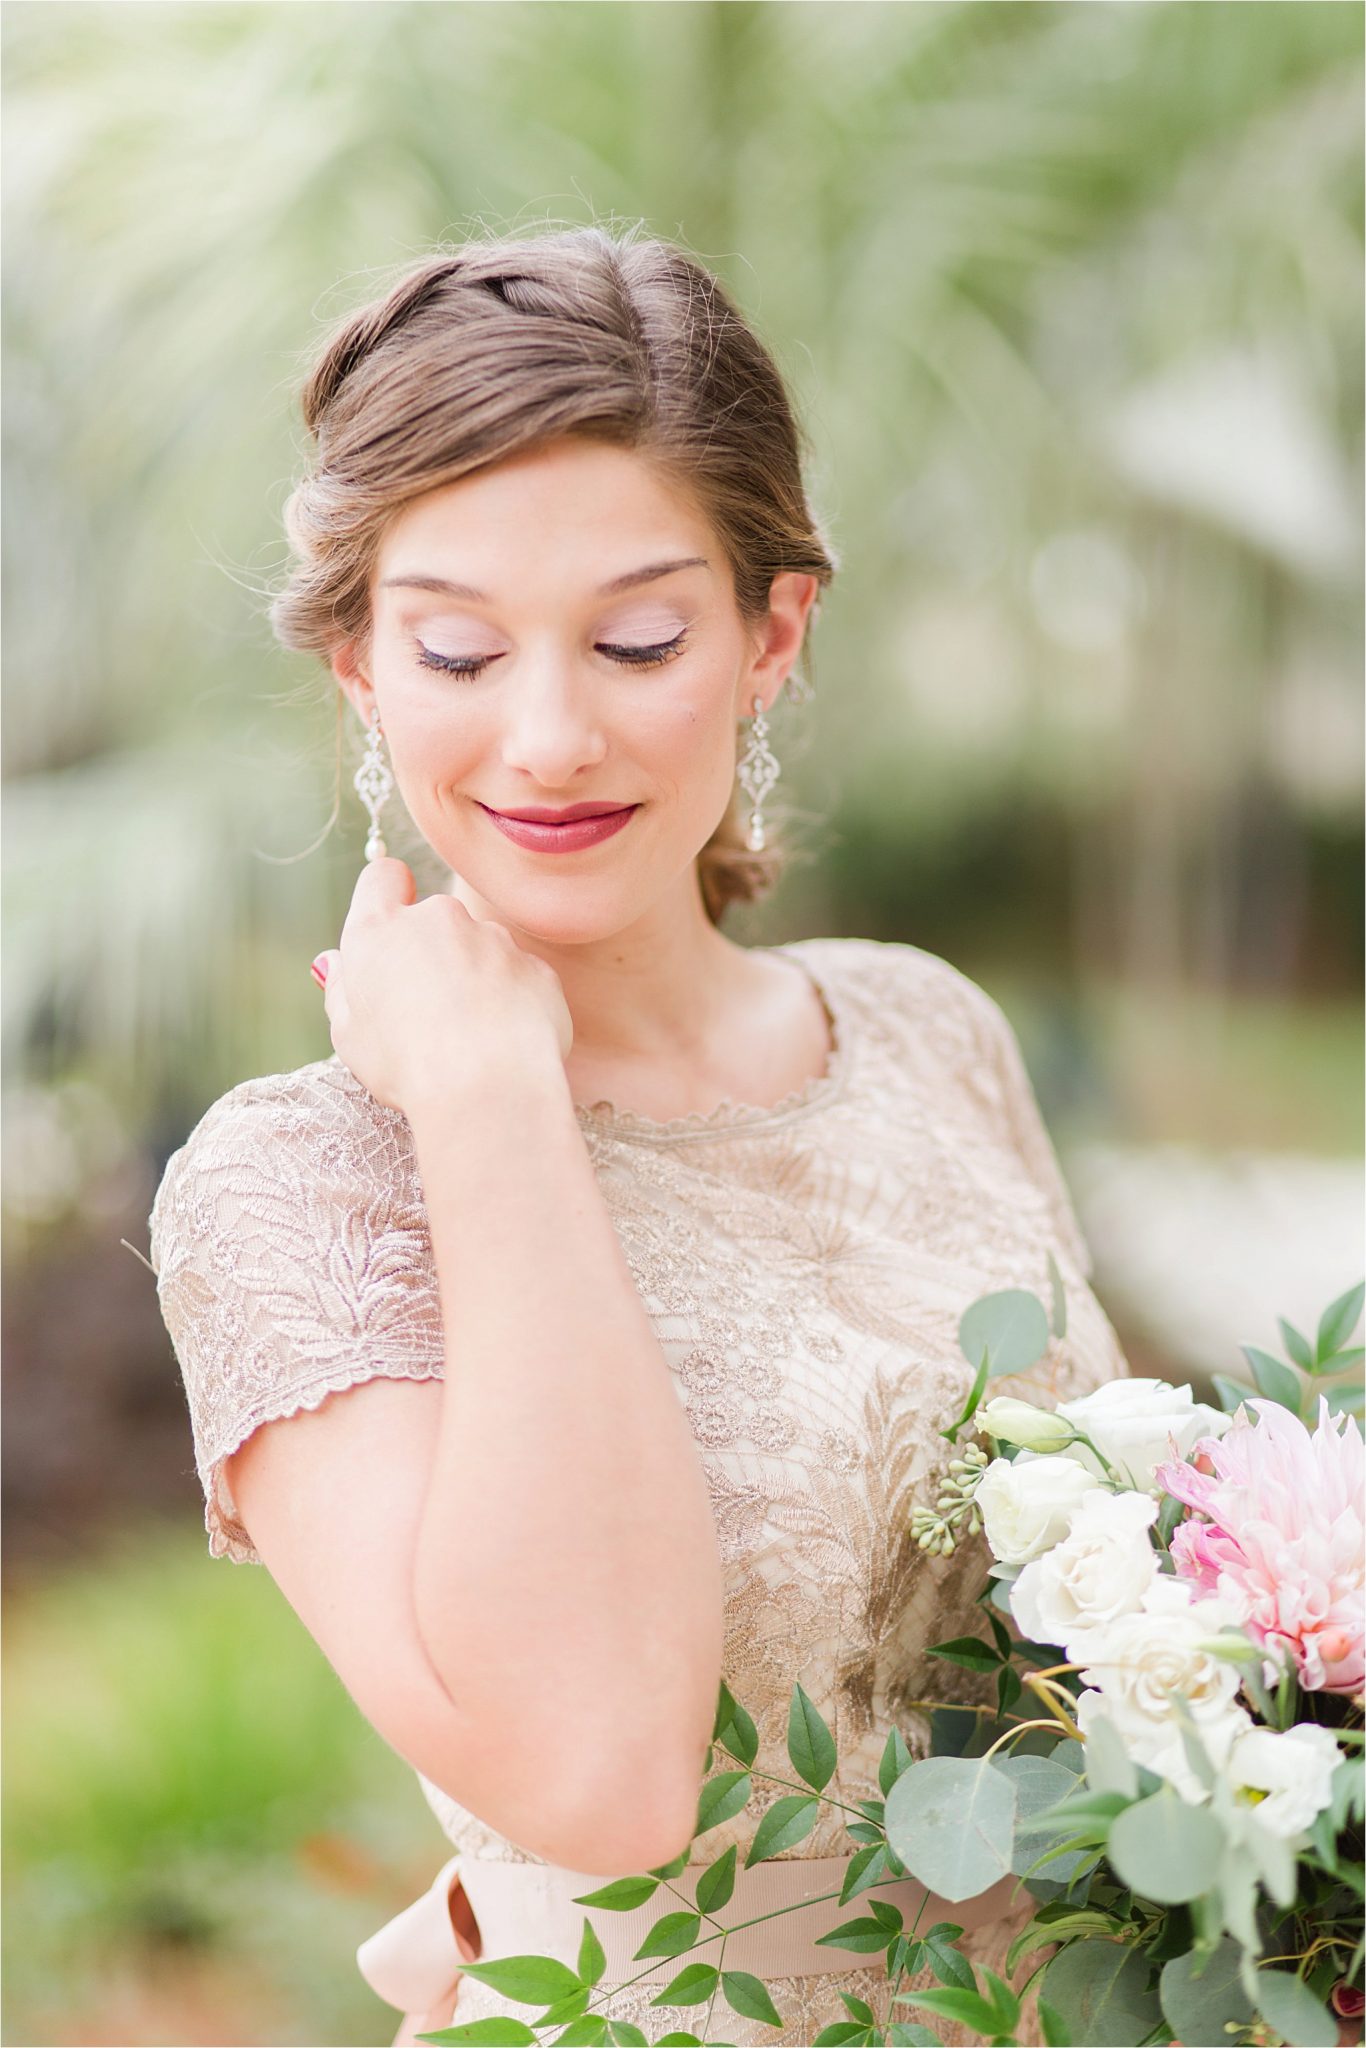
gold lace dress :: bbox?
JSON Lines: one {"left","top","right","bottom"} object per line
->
{"left": 147, "top": 936, "right": 1132, "bottom": 2046}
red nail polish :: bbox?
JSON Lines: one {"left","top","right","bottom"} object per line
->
{"left": 310, "top": 956, "right": 328, "bottom": 988}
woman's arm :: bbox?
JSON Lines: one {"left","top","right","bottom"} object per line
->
{"left": 406, "top": 1049, "right": 726, "bottom": 1872}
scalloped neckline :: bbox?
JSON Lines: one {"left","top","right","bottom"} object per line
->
{"left": 572, "top": 944, "right": 851, "bottom": 1142}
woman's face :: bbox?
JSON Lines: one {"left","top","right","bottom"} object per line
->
{"left": 335, "top": 436, "right": 817, "bottom": 946}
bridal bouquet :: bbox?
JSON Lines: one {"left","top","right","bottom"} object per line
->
{"left": 422, "top": 1279, "right": 1364, "bottom": 2048}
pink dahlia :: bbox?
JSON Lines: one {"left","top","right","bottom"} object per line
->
{"left": 1154, "top": 1396, "right": 1365, "bottom": 1696}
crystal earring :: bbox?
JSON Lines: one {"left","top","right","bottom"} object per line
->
{"left": 354, "top": 706, "right": 394, "bottom": 862}
{"left": 737, "top": 693, "right": 781, "bottom": 852}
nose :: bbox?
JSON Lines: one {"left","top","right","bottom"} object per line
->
{"left": 498, "top": 660, "right": 609, "bottom": 786}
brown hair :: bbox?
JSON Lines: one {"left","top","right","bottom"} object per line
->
{"left": 269, "top": 221, "right": 839, "bottom": 923}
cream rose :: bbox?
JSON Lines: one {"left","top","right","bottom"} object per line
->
{"left": 1009, "top": 1489, "right": 1160, "bottom": 1649}
{"left": 976, "top": 1397, "right": 1077, "bottom": 1454}
{"left": 1072, "top": 1577, "right": 1253, "bottom": 1802}
{"left": 1055, "top": 1376, "right": 1232, "bottom": 1493}
{"left": 975, "top": 1453, "right": 1101, "bottom": 1567}
{"left": 1224, "top": 1723, "right": 1343, "bottom": 1840}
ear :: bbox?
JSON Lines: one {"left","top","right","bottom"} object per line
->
{"left": 329, "top": 640, "right": 376, "bottom": 727}
{"left": 739, "top": 573, "right": 822, "bottom": 716}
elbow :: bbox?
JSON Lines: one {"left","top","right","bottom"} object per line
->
{"left": 545, "top": 1736, "right": 707, "bottom": 1877}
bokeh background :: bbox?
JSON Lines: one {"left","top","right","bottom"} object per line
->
{"left": 3, "top": 3, "right": 1362, "bottom": 2043}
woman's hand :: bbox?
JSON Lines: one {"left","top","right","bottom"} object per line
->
{"left": 313, "top": 858, "right": 574, "bottom": 1117}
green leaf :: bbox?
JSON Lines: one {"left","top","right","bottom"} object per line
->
{"left": 570, "top": 1876, "right": 660, "bottom": 1911}
{"left": 450, "top": 1955, "right": 584, "bottom": 2005}
{"left": 840, "top": 1842, "right": 890, "bottom": 1902}
{"left": 1327, "top": 1380, "right": 1365, "bottom": 1417}
{"left": 1159, "top": 1938, "right": 1254, "bottom": 2044}
{"left": 693, "top": 1844, "right": 737, "bottom": 1915}
{"left": 960, "top": 1288, "right": 1052, "bottom": 1378}
{"left": 884, "top": 1753, "right": 1017, "bottom": 1901}
{"left": 576, "top": 1915, "right": 607, "bottom": 1987}
{"left": 1212, "top": 1372, "right": 1254, "bottom": 1416}
{"left": 647, "top": 1962, "right": 719, "bottom": 2009}
{"left": 879, "top": 1723, "right": 915, "bottom": 1798}
{"left": 547, "top": 2022, "right": 610, "bottom": 2045}
{"left": 694, "top": 1769, "right": 751, "bottom": 1836}
{"left": 712, "top": 1682, "right": 759, "bottom": 1768}
{"left": 1253, "top": 1967, "right": 1338, "bottom": 2047}
{"left": 534, "top": 1984, "right": 591, "bottom": 2026}
{"left": 980, "top": 1964, "right": 1021, "bottom": 2029}
{"left": 942, "top": 1340, "right": 991, "bottom": 1444}
{"left": 633, "top": 1910, "right": 703, "bottom": 1960}
{"left": 896, "top": 1988, "right": 1003, "bottom": 2032}
{"left": 1108, "top": 1788, "right": 1224, "bottom": 1904}
{"left": 887, "top": 2028, "right": 942, "bottom": 2047}
{"left": 814, "top": 1914, "right": 899, "bottom": 1955}
{"left": 812, "top": 2029, "right": 869, "bottom": 2046}
{"left": 1277, "top": 1315, "right": 1313, "bottom": 1371}
{"left": 721, "top": 1970, "right": 784, "bottom": 2027}
{"left": 1315, "top": 1280, "right": 1365, "bottom": 1361}
{"left": 1037, "top": 1996, "right": 1070, "bottom": 2046}
{"left": 788, "top": 1681, "right": 838, "bottom": 1793}
{"left": 418, "top": 2022, "right": 540, "bottom": 2043}
{"left": 923, "top": 1935, "right": 975, "bottom": 1991}
{"left": 653, "top": 2037, "right": 705, "bottom": 2045}
{"left": 925, "top": 1634, "right": 1003, "bottom": 1673}
{"left": 839, "top": 1991, "right": 877, "bottom": 2025}
{"left": 1040, "top": 1939, "right": 1162, "bottom": 2047}
{"left": 606, "top": 2026, "right": 650, "bottom": 2047}
{"left": 1239, "top": 1344, "right": 1302, "bottom": 1412}
{"left": 744, "top": 1792, "right": 820, "bottom": 1866}
{"left": 1047, "top": 1249, "right": 1067, "bottom": 1340}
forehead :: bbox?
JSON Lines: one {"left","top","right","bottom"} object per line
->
{"left": 377, "top": 438, "right": 712, "bottom": 568}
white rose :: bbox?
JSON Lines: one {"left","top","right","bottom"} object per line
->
{"left": 976, "top": 1397, "right": 1077, "bottom": 1454}
{"left": 1224, "top": 1723, "right": 1342, "bottom": 1840}
{"left": 1055, "top": 1377, "right": 1232, "bottom": 1493}
{"left": 1072, "top": 1577, "right": 1252, "bottom": 1803}
{"left": 976, "top": 1453, "right": 1101, "bottom": 1566}
{"left": 1010, "top": 1489, "right": 1159, "bottom": 1650}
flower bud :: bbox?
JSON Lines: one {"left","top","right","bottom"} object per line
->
{"left": 976, "top": 1397, "right": 1076, "bottom": 1452}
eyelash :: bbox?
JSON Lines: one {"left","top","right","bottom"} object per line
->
{"left": 414, "top": 627, "right": 691, "bottom": 680}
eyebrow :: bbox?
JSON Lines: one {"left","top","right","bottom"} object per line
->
{"left": 379, "top": 557, "right": 712, "bottom": 601}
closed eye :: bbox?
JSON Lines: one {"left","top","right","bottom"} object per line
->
{"left": 414, "top": 627, "right": 691, "bottom": 680}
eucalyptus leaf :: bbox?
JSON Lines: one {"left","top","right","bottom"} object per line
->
{"left": 1159, "top": 1938, "right": 1254, "bottom": 2044}
{"left": 1108, "top": 1789, "right": 1224, "bottom": 1904}
{"left": 994, "top": 1752, "right": 1090, "bottom": 1880}
{"left": 959, "top": 1288, "right": 1051, "bottom": 1378}
{"left": 1040, "top": 1940, "right": 1162, "bottom": 2047}
{"left": 1253, "top": 1968, "right": 1338, "bottom": 2048}
{"left": 884, "top": 1754, "right": 1016, "bottom": 1901}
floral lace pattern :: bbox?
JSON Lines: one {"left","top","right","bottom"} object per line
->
{"left": 147, "top": 936, "right": 1130, "bottom": 2040}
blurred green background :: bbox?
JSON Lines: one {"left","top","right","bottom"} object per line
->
{"left": 3, "top": 3, "right": 1362, "bottom": 2042}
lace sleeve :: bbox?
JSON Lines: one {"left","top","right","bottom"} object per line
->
{"left": 146, "top": 1063, "right": 445, "bottom": 1565}
{"left": 958, "top": 979, "right": 1096, "bottom": 1282}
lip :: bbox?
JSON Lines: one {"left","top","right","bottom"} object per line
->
{"left": 487, "top": 802, "right": 636, "bottom": 823}
{"left": 478, "top": 802, "right": 640, "bottom": 854}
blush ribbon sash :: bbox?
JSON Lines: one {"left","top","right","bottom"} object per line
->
{"left": 356, "top": 1849, "right": 1020, "bottom": 2014}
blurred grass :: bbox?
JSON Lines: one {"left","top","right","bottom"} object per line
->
{"left": 3, "top": 1519, "right": 443, "bottom": 2046}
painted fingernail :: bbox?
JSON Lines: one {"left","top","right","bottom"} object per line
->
{"left": 310, "top": 955, "right": 328, "bottom": 988}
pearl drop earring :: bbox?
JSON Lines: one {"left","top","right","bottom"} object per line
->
{"left": 737, "top": 693, "right": 781, "bottom": 852}
{"left": 354, "top": 706, "right": 394, "bottom": 862}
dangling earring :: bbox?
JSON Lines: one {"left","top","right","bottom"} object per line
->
{"left": 737, "top": 693, "right": 780, "bottom": 853}
{"left": 354, "top": 705, "right": 394, "bottom": 862}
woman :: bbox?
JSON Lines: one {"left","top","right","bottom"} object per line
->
{"left": 148, "top": 223, "right": 1132, "bottom": 2046}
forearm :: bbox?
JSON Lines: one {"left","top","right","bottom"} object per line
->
{"left": 407, "top": 1054, "right": 725, "bottom": 1855}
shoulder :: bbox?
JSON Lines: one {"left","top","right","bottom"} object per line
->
{"left": 147, "top": 1055, "right": 418, "bottom": 1275}
{"left": 786, "top": 934, "right": 1010, "bottom": 1050}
